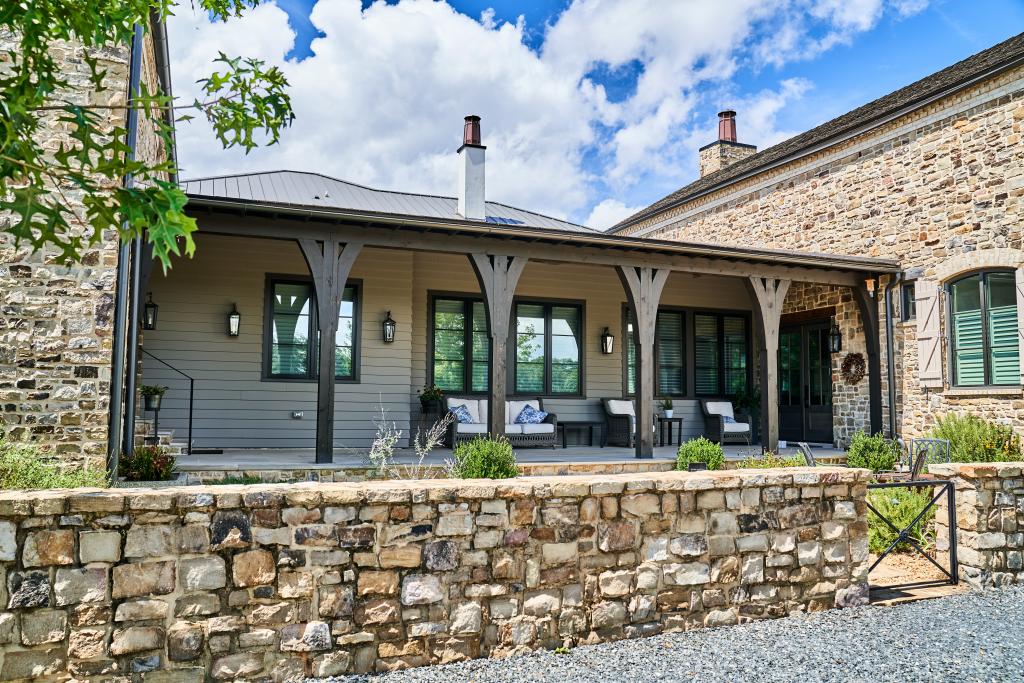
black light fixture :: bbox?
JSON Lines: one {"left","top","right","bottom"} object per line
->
{"left": 142, "top": 293, "right": 158, "bottom": 331}
{"left": 829, "top": 322, "right": 842, "bottom": 354}
{"left": 227, "top": 304, "right": 241, "bottom": 337}
{"left": 383, "top": 311, "right": 396, "bottom": 343}
{"left": 601, "top": 327, "right": 615, "bottom": 355}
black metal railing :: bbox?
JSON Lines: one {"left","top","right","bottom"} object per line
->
{"left": 141, "top": 348, "right": 193, "bottom": 455}
{"left": 867, "top": 479, "right": 958, "bottom": 589}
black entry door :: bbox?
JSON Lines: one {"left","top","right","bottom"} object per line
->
{"left": 779, "top": 321, "right": 833, "bottom": 444}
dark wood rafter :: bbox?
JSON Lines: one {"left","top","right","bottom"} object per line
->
{"left": 468, "top": 253, "right": 528, "bottom": 437}
{"left": 852, "top": 282, "right": 884, "bottom": 435}
{"left": 617, "top": 265, "right": 670, "bottom": 458}
{"left": 747, "top": 276, "right": 791, "bottom": 453}
{"left": 297, "top": 238, "right": 364, "bottom": 463}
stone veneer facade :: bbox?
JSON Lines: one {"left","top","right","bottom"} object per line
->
{"left": 0, "top": 469, "right": 870, "bottom": 680}
{"left": 619, "top": 63, "right": 1024, "bottom": 444}
{"left": 0, "top": 29, "right": 168, "bottom": 467}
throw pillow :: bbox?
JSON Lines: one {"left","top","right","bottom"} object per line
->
{"left": 451, "top": 404, "right": 475, "bottom": 424}
{"left": 515, "top": 404, "right": 549, "bottom": 424}
{"left": 723, "top": 415, "right": 736, "bottom": 424}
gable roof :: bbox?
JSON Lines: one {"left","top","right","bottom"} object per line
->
{"left": 610, "top": 31, "right": 1024, "bottom": 233}
{"left": 181, "top": 170, "right": 595, "bottom": 234}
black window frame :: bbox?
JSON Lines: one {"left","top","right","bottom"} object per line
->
{"left": 428, "top": 294, "right": 490, "bottom": 395}
{"left": 692, "top": 310, "right": 752, "bottom": 398}
{"left": 262, "top": 274, "right": 361, "bottom": 383}
{"left": 621, "top": 305, "right": 688, "bottom": 398}
{"left": 513, "top": 299, "right": 585, "bottom": 397}
{"left": 946, "top": 269, "right": 1019, "bottom": 388}
{"left": 901, "top": 281, "right": 916, "bottom": 321}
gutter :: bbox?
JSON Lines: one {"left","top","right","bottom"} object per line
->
{"left": 883, "top": 272, "right": 903, "bottom": 438}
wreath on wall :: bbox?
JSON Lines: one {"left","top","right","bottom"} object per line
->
{"left": 841, "top": 352, "right": 866, "bottom": 385}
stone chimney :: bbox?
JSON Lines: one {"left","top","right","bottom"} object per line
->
{"left": 698, "top": 110, "right": 757, "bottom": 178}
{"left": 457, "top": 115, "right": 486, "bottom": 220}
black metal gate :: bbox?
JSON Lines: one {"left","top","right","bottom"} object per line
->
{"left": 866, "top": 479, "right": 959, "bottom": 590}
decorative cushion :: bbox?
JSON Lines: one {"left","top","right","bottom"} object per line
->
{"left": 507, "top": 400, "right": 540, "bottom": 420}
{"left": 504, "top": 424, "right": 524, "bottom": 435}
{"left": 451, "top": 403, "right": 476, "bottom": 424}
{"left": 607, "top": 399, "right": 635, "bottom": 417}
{"left": 723, "top": 415, "right": 736, "bottom": 424}
{"left": 723, "top": 421, "right": 749, "bottom": 433}
{"left": 515, "top": 404, "right": 549, "bottom": 424}
{"left": 447, "top": 398, "right": 480, "bottom": 423}
{"left": 521, "top": 423, "right": 555, "bottom": 434}
{"left": 705, "top": 401, "right": 735, "bottom": 419}
{"left": 456, "top": 423, "right": 487, "bottom": 434}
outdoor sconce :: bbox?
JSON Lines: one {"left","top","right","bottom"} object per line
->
{"left": 865, "top": 277, "right": 877, "bottom": 298}
{"left": 227, "top": 304, "right": 241, "bottom": 337}
{"left": 601, "top": 327, "right": 615, "bottom": 355}
{"left": 383, "top": 311, "right": 396, "bottom": 344}
{"left": 142, "top": 293, "right": 158, "bottom": 331}
{"left": 829, "top": 322, "right": 843, "bottom": 354}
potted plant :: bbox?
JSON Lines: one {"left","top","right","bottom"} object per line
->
{"left": 140, "top": 385, "right": 168, "bottom": 412}
{"left": 731, "top": 385, "right": 760, "bottom": 442}
{"left": 659, "top": 398, "right": 674, "bottom": 418}
{"left": 418, "top": 385, "right": 444, "bottom": 413}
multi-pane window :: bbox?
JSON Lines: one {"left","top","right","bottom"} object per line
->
{"left": 902, "top": 282, "right": 916, "bottom": 321}
{"left": 265, "top": 279, "right": 357, "bottom": 380}
{"left": 950, "top": 271, "right": 1019, "bottom": 386}
{"left": 515, "top": 302, "right": 582, "bottom": 395}
{"left": 432, "top": 298, "right": 489, "bottom": 393}
{"left": 695, "top": 313, "right": 749, "bottom": 396}
{"left": 625, "top": 309, "right": 685, "bottom": 396}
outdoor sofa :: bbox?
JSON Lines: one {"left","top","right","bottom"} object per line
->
{"left": 700, "top": 399, "right": 751, "bottom": 445}
{"left": 444, "top": 397, "right": 558, "bottom": 448}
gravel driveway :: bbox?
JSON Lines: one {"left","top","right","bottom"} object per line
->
{"left": 316, "top": 586, "right": 1024, "bottom": 683}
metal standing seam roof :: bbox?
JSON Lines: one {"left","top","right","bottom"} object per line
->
{"left": 180, "top": 170, "right": 597, "bottom": 234}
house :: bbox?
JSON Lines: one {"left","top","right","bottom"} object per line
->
{"left": 610, "top": 31, "right": 1024, "bottom": 447}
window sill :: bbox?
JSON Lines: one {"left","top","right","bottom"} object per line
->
{"left": 944, "top": 386, "right": 1023, "bottom": 397}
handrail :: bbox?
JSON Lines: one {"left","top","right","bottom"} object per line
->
{"left": 140, "top": 348, "right": 193, "bottom": 455}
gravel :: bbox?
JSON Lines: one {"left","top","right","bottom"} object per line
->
{"left": 315, "top": 586, "right": 1024, "bottom": 683}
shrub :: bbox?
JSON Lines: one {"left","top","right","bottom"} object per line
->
{"left": 867, "top": 487, "right": 935, "bottom": 554}
{"left": 448, "top": 437, "right": 519, "bottom": 479}
{"left": 735, "top": 452, "right": 805, "bottom": 469}
{"left": 676, "top": 437, "right": 725, "bottom": 471}
{"left": 846, "top": 431, "right": 900, "bottom": 473}
{"left": 930, "top": 413, "right": 1023, "bottom": 463}
{"left": 0, "top": 440, "right": 107, "bottom": 489}
{"left": 119, "top": 445, "right": 176, "bottom": 482}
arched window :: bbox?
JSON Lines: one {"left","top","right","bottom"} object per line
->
{"left": 948, "top": 270, "right": 1019, "bottom": 386}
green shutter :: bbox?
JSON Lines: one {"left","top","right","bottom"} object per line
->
{"left": 953, "top": 308, "right": 985, "bottom": 386}
{"left": 988, "top": 304, "right": 1020, "bottom": 385}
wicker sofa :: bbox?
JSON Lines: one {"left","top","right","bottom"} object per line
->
{"left": 444, "top": 397, "right": 558, "bottom": 448}
{"left": 700, "top": 399, "right": 751, "bottom": 445}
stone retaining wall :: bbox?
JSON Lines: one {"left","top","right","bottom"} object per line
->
{"left": 931, "top": 462, "right": 1024, "bottom": 588}
{"left": 0, "top": 468, "right": 870, "bottom": 681}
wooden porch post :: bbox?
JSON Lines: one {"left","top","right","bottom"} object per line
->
{"left": 852, "top": 281, "right": 883, "bottom": 435}
{"left": 469, "top": 254, "right": 528, "bottom": 437}
{"left": 747, "top": 277, "right": 791, "bottom": 453}
{"left": 617, "top": 266, "right": 670, "bottom": 458}
{"left": 298, "top": 238, "right": 363, "bottom": 464}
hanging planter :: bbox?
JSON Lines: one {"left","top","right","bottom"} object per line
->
{"left": 141, "top": 385, "right": 168, "bottom": 412}
{"left": 841, "top": 352, "right": 866, "bottom": 385}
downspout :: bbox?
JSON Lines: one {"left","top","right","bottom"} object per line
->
{"left": 106, "top": 23, "right": 145, "bottom": 477}
{"left": 883, "top": 272, "right": 903, "bottom": 438}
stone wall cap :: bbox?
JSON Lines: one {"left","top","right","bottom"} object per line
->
{"left": 930, "top": 462, "right": 1022, "bottom": 478}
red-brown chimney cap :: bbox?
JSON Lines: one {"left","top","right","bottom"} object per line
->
{"left": 463, "top": 115, "right": 482, "bottom": 146}
{"left": 717, "top": 110, "right": 737, "bottom": 142}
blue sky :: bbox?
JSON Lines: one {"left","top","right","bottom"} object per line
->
{"left": 169, "top": 0, "right": 1024, "bottom": 229}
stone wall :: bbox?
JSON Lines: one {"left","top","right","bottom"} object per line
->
{"left": 621, "top": 64, "right": 1024, "bottom": 441}
{"left": 0, "top": 469, "right": 870, "bottom": 680}
{"left": 931, "top": 462, "right": 1024, "bottom": 588}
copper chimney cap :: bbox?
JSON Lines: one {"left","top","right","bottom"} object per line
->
{"left": 717, "top": 110, "right": 737, "bottom": 142}
{"left": 463, "top": 115, "right": 482, "bottom": 146}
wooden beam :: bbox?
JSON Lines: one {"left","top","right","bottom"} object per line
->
{"left": 852, "top": 283, "right": 883, "bottom": 435}
{"left": 747, "top": 276, "right": 791, "bottom": 453}
{"left": 298, "top": 238, "right": 363, "bottom": 463}
{"left": 617, "top": 265, "right": 670, "bottom": 458}
{"left": 468, "top": 253, "right": 528, "bottom": 438}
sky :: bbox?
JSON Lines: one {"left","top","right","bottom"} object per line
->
{"left": 168, "top": 0, "right": 1024, "bottom": 230}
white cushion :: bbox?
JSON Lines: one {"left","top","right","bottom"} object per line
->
{"left": 521, "top": 423, "right": 554, "bottom": 434}
{"left": 504, "top": 424, "right": 524, "bottom": 435}
{"left": 607, "top": 399, "right": 635, "bottom": 417}
{"left": 447, "top": 398, "right": 480, "bottom": 424}
{"left": 723, "top": 421, "right": 749, "bottom": 433}
{"left": 705, "top": 401, "right": 735, "bottom": 419}
{"left": 507, "top": 400, "right": 540, "bottom": 422}
{"left": 456, "top": 423, "right": 487, "bottom": 434}
{"left": 478, "top": 400, "right": 488, "bottom": 423}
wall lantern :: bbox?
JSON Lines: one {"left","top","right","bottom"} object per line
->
{"left": 865, "top": 276, "right": 877, "bottom": 298}
{"left": 142, "top": 293, "right": 158, "bottom": 331}
{"left": 227, "top": 304, "right": 241, "bottom": 337}
{"left": 383, "top": 311, "right": 397, "bottom": 344}
{"left": 600, "top": 327, "right": 615, "bottom": 355}
{"left": 829, "top": 322, "right": 843, "bottom": 354}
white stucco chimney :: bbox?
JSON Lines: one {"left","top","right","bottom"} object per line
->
{"left": 457, "top": 115, "right": 486, "bottom": 220}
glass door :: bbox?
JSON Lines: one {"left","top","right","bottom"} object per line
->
{"left": 778, "top": 321, "right": 834, "bottom": 444}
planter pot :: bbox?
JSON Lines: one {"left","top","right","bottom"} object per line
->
{"left": 143, "top": 394, "right": 162, "bottom": 412}
{"left": 663, "top": 410, "right": 674, "bottom": 418}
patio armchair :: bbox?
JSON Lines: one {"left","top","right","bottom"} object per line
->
{"left": 444, "top": 397, "right": 557, "bottom": 448}
{"left": 602, "top": 398, "right": 636, "bottom": 448}
{"left": 700, "top": 399, "right": 751, "bottom": 445}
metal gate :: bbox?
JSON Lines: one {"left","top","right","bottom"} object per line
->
{"left": 866, "top": 479, "right": 959, "bottom": 590}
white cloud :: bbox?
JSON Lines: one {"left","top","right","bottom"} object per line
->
{"left": 584, "top": 198, "right": 645, "bottom": 231}
{"left": 168, "top": 0, "right": 928, "bottom": 227}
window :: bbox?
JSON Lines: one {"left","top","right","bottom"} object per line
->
{"left": 265, "top": 278, "right": 358, "bottom": 380}
{"left": 431, "top": 298, "right": 489, "bottom": 393}
{"left": 949, "top": 271, "right": 1019, "bottom": 386}
{"left": 695, "top": 313, "right": 749, "bottom": 396}
{"left": 515, "top": 302, "right": 582, "bottom": 395}
{"left": 624, "top": 309, "right": 686, "bottom": 396}
{"left": 902, "top": 282, "right": 916, "bottom": 321}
